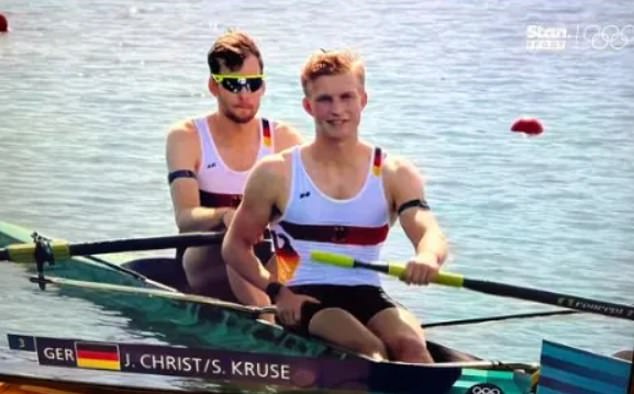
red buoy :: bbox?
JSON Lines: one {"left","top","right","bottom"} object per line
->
{"left": 0, "top": 13, "right": 8, "bottom": 33}
{"left": 511, "top": 117, "right": 544, "bottom": 136}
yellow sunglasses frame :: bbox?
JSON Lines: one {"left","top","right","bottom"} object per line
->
{"left": 211, "top": 74, "right": 265, "bottom": 83}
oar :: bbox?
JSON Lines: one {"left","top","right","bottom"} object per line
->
{"left": 29, "top": 276, "right": 276, "bottom": 317}
{"left": 310, "top": 251, "right": 634, "bottom": 322}
{"left": 0, "top": 231, "right": 224, "bottom": 263}
{"left": 422, "top": 309, "right": 579, "bottom": 328}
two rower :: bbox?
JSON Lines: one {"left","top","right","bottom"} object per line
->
{"left": 167, "top": 33, "right": 449, "bottom": 363}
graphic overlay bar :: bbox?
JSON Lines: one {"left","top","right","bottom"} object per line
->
{"left": 6, "top": 333, "right": 461, "bottom": 393}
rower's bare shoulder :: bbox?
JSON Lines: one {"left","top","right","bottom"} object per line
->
{"left": 252, "top": 151, "right": 291, "bottom": 181}
{"left": 382, "top": 154, "right": 426, "bottom": 199}
{"left": 166, "top": 119, "right": 198, "bottom": 145}
{"left": 242, "top": 154, "right": 290, "bottom": 208}
{"left": 273, "top": 121, "right": 305, "bottom": 152}
{"left": 166, "top": 119, "right": 200, "bottom": 169}
{"left": 383, "top": 154, "right": 424, "bottom": 182}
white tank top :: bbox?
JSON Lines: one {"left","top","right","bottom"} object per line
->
{"left": 193, "top": 117, "right": 275, "bottom": 208}
{"left": 271, "top": 146, "right": 390, "bottom": 287}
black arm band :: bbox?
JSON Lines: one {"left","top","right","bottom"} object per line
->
{"left": 397, "top": 198, "right": 430, "bottom": 215}
{"left": 168, "top": 169, "right": 196, "bottom": 184}
{"left": 265, "top": 282, "right": 283, "bottom": 302}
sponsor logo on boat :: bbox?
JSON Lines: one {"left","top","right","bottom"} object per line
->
{"left": 466, "top": 382, "right": 504, "bottom": 394}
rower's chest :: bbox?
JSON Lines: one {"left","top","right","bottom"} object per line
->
{"left": 214, "top": 142, "right": 260, "bottom": 172}
{"left": 306, "top": 166, "right": 369, "bottom": 200}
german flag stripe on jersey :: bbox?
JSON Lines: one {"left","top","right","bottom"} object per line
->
{"left": 262, "top": 118, "right": 272, "bottom": 148}
{"left": 275, "top": 248, "right": 301, "bottom": 284}
{"left": 372, "top": 147, "right": 382, "bottom": 176}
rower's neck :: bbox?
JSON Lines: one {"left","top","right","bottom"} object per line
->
{"left": 310, "top": 137, "right": 362, "bottom": 167}
{"left": 210, "top": 113, "right": 259, "bottom": 143}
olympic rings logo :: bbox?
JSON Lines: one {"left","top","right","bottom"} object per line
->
{"left": 466, "top": 383, "right": 505, "bottom": 394}
{"left": 573, "top": 24, "right": 633, "bottom": 50}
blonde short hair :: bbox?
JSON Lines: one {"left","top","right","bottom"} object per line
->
{"left": 300, "top": 49, "right": 365, "bottom": 95}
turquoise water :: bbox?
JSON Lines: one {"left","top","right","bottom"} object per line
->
{"left": 1, "top": 0, "right": 632, "bottom": 390}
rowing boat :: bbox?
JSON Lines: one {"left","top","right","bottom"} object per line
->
{"left": 0, "top": 220, "right": 629, "bottom": 393}
{"left": 0, "top": 221, "right": 536, "bottom": 393}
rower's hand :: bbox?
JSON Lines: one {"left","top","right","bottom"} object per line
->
{"left": 401, "top": 252, "right": 440, "bottom": 285}
{"left": 275, "top": 287, "right": 320, "bottom": 326}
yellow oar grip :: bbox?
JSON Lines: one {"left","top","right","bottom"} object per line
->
{"left": 310, "top": 251, "right": 355, "bottom": 268}
{"left": 434, "top": 272, "right": 464, "bottom": 287}
{"left": 386, "top": 263, "right": 464, "bottom": 287}
{"left": 310, "top": 251, "right": 465, "bottom": 288}
{"left": 386, "top": 261, "right": 405, "bottom": 277}
{"left": 7, "top": 244, "right": 37, "bottom": 263}
{"left": 7, "top": 241, "right": 71, "bottom": 263}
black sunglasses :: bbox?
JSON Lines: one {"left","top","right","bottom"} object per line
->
{"left": 212, "top": 74, "right": 264, "bottom": 93}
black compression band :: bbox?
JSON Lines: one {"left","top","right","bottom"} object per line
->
{"left": 168, "top": 169, "right": 196, "bottom": 184}
{"left": 265, "top": 282, "right": 283, "bottom": 302}
{"left": 397, "top": 199, "right": 430, "bottom": 215}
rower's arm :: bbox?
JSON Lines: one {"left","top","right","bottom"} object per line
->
{"left": 222, "top": 157, "right": 282, "bottom": 290}
{"left": 166, "top": 124, "right": 229, "bottom": 232}
{"left": 388, "top": 157, "right": 448, "bottom": 265}
{"left": 273, "top": 122, "right": 305, "bottom": 152}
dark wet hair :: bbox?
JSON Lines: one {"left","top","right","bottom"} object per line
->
{"left": 207, "top": 30, "right": 264, "bottom": 74}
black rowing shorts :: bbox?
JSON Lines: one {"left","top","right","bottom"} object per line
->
{"left": 288, "top": 284, "right": 399, "bottom": 334}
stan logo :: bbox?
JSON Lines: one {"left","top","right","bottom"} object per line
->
{"left": 207, "top": 162, "right": 217, "bottom": 169}
{"left": 466, "top": 383, "right": 504, "bottom": 394}
{"left": 299, "top": 191, "right": 311, "bottom": 199}
{"left": 526, "top": 25, "right": 567, "bottom": 51}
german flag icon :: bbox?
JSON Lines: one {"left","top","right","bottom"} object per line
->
{"left": 75, "top": 342, "right": 121, "bottom": 371}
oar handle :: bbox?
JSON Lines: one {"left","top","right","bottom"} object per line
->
{"left": 309, "top": 251, "right": 465, "bottom": 286}
{"left": 383, "top": 263, "right": 465, "bottom": 287}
